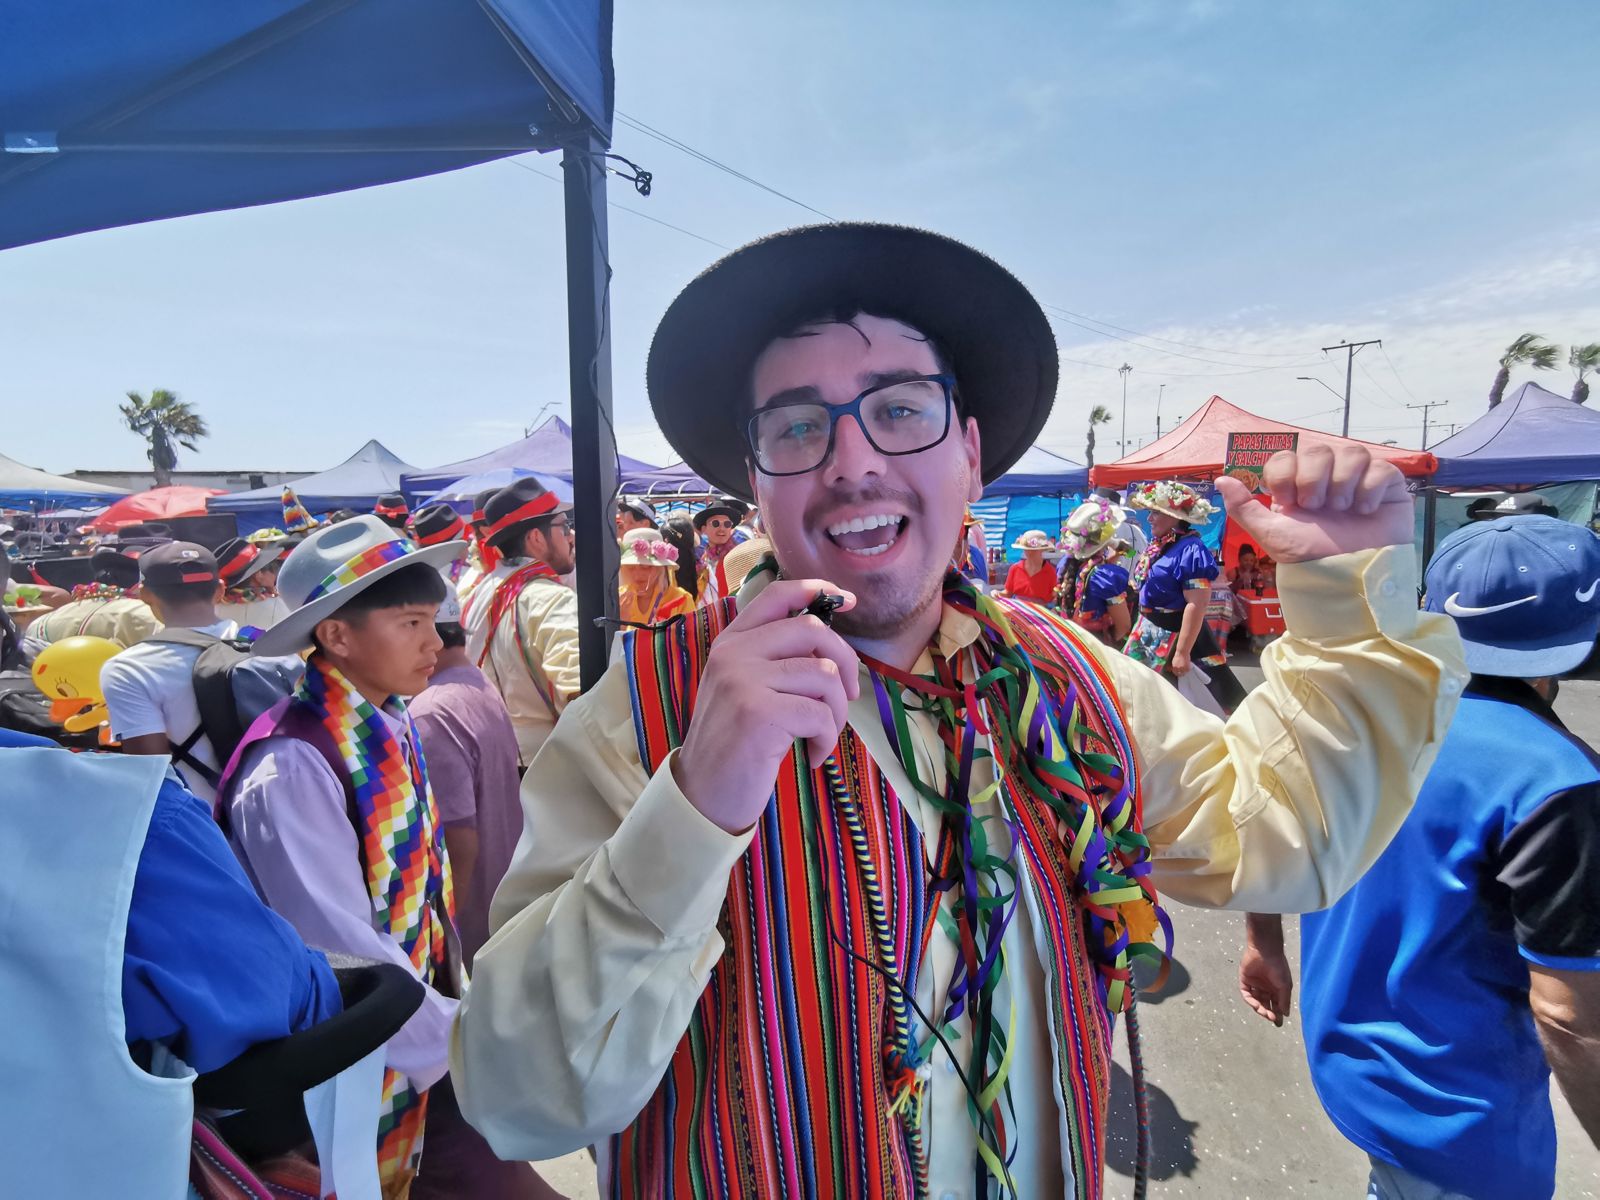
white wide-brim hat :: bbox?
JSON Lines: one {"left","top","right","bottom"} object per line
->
{"left": 1060, "top": 500, "right": 1128, "bottom": 558}
{"left": 1128, "top": 480, "right": 1219, "bottom": 522}
{"left": 252, "top": 515, "right": 462, "bottom": 657}
{"left": 1010, "top": 529, "right": 1056, "bottom": 552}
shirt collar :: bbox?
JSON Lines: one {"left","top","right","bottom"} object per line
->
{"left": 1465, "top": 674, "right": 1565, "bottom": 730}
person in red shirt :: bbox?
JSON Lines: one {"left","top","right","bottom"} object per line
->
{"left": 1003, "top": 529, "right": 1058, "bottom": 603}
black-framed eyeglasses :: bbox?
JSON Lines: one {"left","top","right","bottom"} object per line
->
{"left": 745, "top": 373, "right": 956, "bottom": 477}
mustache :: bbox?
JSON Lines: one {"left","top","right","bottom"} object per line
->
{"left": 805, "top": 485, "right": 923, "bottom": 530}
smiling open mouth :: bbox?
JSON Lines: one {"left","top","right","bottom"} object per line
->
{"left": 825, "top": 512, "right": 905, "bottom": 558}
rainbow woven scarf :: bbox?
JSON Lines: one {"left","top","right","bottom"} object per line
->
{"left": 295, "top": 657, "right": 454, "bottom": 1189}
{"left": 614, "top": 572, "right": 1170, "bottom": 1199}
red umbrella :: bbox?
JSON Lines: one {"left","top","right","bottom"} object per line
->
{"left": 86, "top": 485, "right": 226, "bottom": 531}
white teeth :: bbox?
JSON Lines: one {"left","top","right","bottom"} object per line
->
{"left": 825, "top": 513, "right": 904, "bottom": 537}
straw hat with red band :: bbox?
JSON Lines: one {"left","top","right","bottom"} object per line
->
{"left": 482, "top": 477, "right": 574, "bottom": 553}
{"left": 411, "top": 503, "right": 469, "bottom": 548}
{"left": 250, "top": 515, "right": 463, "bottom": 657}
{"left": 214, "top": 537, "right": 284, "bottom": 587}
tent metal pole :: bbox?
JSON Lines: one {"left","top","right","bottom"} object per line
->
{"left": 1421, "top": 487, "right": 1438, "bottom": 567}
{"left": 561, "top": 132, "right": 618, "bottom": 692}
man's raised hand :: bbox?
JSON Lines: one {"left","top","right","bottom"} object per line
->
{"left": 1215, "top": 444, "right": 1413, "bottom": 565}
{"left": 673, "top": 580, "right": 859, "bottom": 833}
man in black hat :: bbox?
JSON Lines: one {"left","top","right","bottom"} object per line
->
{"left": 214, "top": 535, "right": 289, "bottom": 634}
{"left": 691, "top": 495, "right": 748, "bottom": 602}
{"left": 1467, "top": 491, "right": 1562, "bottom": 521}
{"left": 615, "top": 496, "right": 659, "bottom": 539}
{"left": 454, "top": 223, "right": 1467, "bottom": 1196}
{"left": 459, "top": 477, "right": 580, "bottom": 768}
{"left": 99, "top": 543, "right": 238, "bottom": 802}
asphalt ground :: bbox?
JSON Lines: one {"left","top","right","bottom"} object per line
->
{"left": 531, "top": 657, "right": 1600, "bottom": 1199}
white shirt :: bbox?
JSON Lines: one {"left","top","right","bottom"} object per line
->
{"left": 99, "top": 618, "right": 237, "bottom": 803}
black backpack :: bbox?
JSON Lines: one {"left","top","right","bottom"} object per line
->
{"left": 143, "top": 628, "right": 305, "bottom": 786}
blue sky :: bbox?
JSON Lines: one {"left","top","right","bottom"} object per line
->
{"left": 4, "top": 0, "right": 1598, "bottom": 476}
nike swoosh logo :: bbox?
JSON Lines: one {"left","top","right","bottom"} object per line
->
{"left": 1579, "top": 578, "right": 1599, "bottom": 603}
{"left": 1443, "top": 591, "right": 1539, "bottom": 617}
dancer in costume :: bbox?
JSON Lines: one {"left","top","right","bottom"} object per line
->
{"left": 693, "top": 495, "right": 747, "bottom": 603}
{"left": 374, "top": 492, "right": 411, "bottom": 532}
{"left": 453, "top": 222, "right": 1467, "bottom": 1198}
{"left": 411, "top": 503, "right": 471, "bottom": 590}
{"left": 617, "top": 527, "right": 695, "bottom": 626}
{"left": 214, "top": 535, "right": 290, "bottom": 634}
{"left": 459, "top": 477, "right": 580, "bottom": 768}
{"left": 1123, "top": 480, "right": 1248, "bottom": 712}
{"left": 454, "top": 488, "right": 502, "bottom": 606}
{"left": 219, "top": 516, "right": 462, "bottom": 1196}
{"left": 1002, "top": 529, "right": 1058, "bottom": 602}
{"left": 1056, "top": 496, "right": 1133, "bottom": 645}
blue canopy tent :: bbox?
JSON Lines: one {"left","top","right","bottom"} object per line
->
{"left": 207, "top": 439, "right": 417, "bottom": 533}
{"left": 2, "top": 0, "right": 621, "bottom": 684}
{"left": 401, "top": 415, "right": 657, "bottom": 502}
{"left": 625, "top": 460, "right": 715, "bottom": 497}
{"left": 986, "top": 446, "right": 1090, "bottom": 496}
{"left": 0, "top": 451, "right": 129, "bottom": 509}
{"left": 1428, "top": 382, "right": 1600, "bottom": 487}
{"left": 1417, "top": 381, "right": 1600, "bottom": 560}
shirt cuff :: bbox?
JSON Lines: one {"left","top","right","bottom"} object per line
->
{"left": 1519, "top": 945, "right": 1600, "bottom": 972}
{"left": 1276, "top": 545, "right": 1418, "bottom": 641}
{"left": 608, "top": 750, "right": 755, "bottom": 939}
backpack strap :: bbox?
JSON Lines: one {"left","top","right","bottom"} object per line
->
{"left": 145, "top": 627, "right": 248, "bottom": 778}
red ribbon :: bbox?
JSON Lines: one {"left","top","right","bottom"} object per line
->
{"left": 483, "top": 491, "right": 559, "bottom": 542}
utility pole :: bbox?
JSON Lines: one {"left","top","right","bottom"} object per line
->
{"left": 1155, "top": 382, "right": 1167, "bottom": 439}
{"left": 1118, "top": 363, "right": 1132, "bottom": 458}
{"left": 1321, "top": 338, "right": 1382, "bottom": 438}
{"left": 1407, "top": 400, "right": 1448, "bottom": 449}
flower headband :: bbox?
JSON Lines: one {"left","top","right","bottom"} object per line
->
{"left": 621, "top": 537, "right": 679, "bottom": 568}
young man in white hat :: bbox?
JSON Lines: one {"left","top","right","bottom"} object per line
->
{"left": 453, "top": 222, "right": 1467, "bottom": 1198}
{"left": 217, "top": 515, "right": 462, "bottom": 1194}
{"left": 460, "top": 477, "right": 581, "bottom": 769}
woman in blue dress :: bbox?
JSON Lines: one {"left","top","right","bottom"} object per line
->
{"left": 1055, "top": 496, "right": 1133, "bottom": 644}
{"left": 1123, "top": 480, "right": 1247, "bottom": 712}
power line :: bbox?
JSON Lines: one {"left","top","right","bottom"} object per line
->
{"left": 1377, "top": 343, "right": 1425, "bottom": 405}
{"left": 1045, "top": 308, "right": 1323, "bottom": 370}
{"left": 507, "top": 158, "right": 732, "bottom": 251}
{"left": 1356, "top": 358, "right": 1406, "bottom": 409}
{"left": 614, "top": 110, "right": 838, "bottom": 222}
{"left": 1040, "top": 303, "right": 1310, "bottom": 360}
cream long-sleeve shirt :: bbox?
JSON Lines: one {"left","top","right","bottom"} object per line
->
{"left": 464, "top": 561, "right": 581, "bottom": 767}
{"left": 452, "top": 546, "right": 1467, "bottom": 1190}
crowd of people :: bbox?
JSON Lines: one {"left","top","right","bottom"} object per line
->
{"left": 1, "top": 219, "right": 1597, "bottom": 1200}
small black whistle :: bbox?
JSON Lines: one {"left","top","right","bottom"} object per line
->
{"left": 803, "top": 591, "right": 847, "bottom": 626}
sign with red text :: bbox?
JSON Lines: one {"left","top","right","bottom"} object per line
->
{"left": 1224, "top": 431, "right": 1299, "bottom": 491}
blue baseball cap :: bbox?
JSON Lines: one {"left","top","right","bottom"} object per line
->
{"left": 1425, "top": 515, "right": 1600, "bottom": 677}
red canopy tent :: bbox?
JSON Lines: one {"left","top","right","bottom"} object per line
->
{"left": 1088, "top": 395, "right": 1437, "bottom": 489}
{"left": 86, "top": 485, "right": 226, "bottom": 531}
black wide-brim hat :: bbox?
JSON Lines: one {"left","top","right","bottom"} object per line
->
{"left": 647, "top": 222, "right": 1059, "bottom": 501}
{"left": 692, "top": 497, "right": 749, "bottom": 529}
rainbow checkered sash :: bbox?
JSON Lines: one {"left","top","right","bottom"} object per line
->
{"left": 614, "top": 590, "right": 1156, "bottom": 1199}
{"left": 295, "top": 656, "right": 456, "bottom": 1192}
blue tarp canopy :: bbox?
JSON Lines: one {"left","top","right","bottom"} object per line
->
{"left": 0, "top": 0, "right": 613, "bottom": 249}
{"left": 1428, "top": 382, "right": 1600, "bottom": 487}
{"left": 624, "top": 460, "right": 715, "bottom": 497}
{"left": 208, "top": 438, "right": 416, "bottom": 531}
{"left": 0, "top": 451, "right": 129, "bottom": 508}
{"left": 401, "top": 416, "right": 658, "bottom": 501}
{"left": 987, "top": 446, "right": 1090, "bottom": 496}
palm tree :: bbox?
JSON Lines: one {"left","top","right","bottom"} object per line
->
{"left": 1488, "top": 333, "right": 1560, "bottom": 409}
{"left": 1084, "top": 404, "right": 1113, "bottom": 468}
{"left": 1569, "top": 342, "right": 1600, "bottom": 406}
{"left": 119, "top": 389, "right": 209, "bottom": 487}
